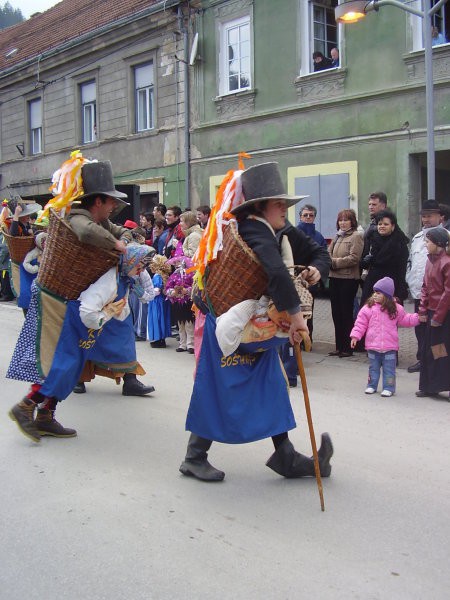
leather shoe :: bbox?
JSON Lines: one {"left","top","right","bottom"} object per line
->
{"left": 415, "top": 390, "right": 440, "bottom": 398}
{"left": 328, "top": 350, "right": 340, "bottom": 356}
{"left": 122, "top": 378, "right": 155, "bottom": 396}
{"left": 73, "top": 382, "right": 86, "bottom": 394}
{"left": 339, "top": 352, "right": 353, "bottom": 358}
{"left": 150, "top": 339, "right": 166, "bottom": 348}
{"left": 407, "top": 361, "right": 421, "bottom": 373}
{"left": 288, "top": 379, "right": 297, "bottom": 388}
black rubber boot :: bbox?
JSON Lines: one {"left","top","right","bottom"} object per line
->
{"left": 266, "top": 433, "right": 333, "bottom": 478}
{"left": 122, "top": 374, "right": 155, "bottom": 396}
{"left": 35, "top": 408, "right": 77, "bottom": 438}
{"left": 179, "top": 434, "right": 225, "bottom": 481}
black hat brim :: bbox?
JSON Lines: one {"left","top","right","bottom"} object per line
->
{"left": 230, "top": 194, "right": 308, "bottom": 215}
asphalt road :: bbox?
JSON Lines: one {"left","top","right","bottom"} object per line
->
{"left": 0, "top": 301, "right": 449, "bottom": 600}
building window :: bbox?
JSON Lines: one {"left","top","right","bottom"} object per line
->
{"left": 219, "top": 15, "right": 251, "bottom": 95}
{"left": 29, "top": 98, "right": 42, "bottom": 155}
{"left": 134, "top": 63, "right": 154, "bottom": 132}
{"left": 80, "top": 81, "right": 96, "bottom": 144}
{"left": 313, "top": 2, "right": 338, "bottom": 57}
{"left": 300, "top": 1, "right": 339, "bottom": 75}
{"left": 430, "top": 1, "right": 449, "bottom": 45}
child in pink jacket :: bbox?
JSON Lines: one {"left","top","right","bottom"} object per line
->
{"left": 350, "top": 277, "right": 419, "bottom": 397}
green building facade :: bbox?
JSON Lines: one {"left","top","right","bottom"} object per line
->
{"left": 189, "top": 0, "right": 450, "bottom": 237}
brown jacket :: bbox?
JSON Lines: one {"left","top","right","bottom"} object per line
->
{"left": 67, "top": 208, "right": 132, "bottom": 250}
{"left": 328, "top": 229, "right": 363, "bottom": 280}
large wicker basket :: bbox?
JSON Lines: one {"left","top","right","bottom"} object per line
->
{"left": 203, "top": 221, "right": 268, "bottom": 316}
{"left": 1, "top": 227, "right": 35, "bottom": 263}
{"left": 37, "top": 210, "right": 120, "bottom": 300}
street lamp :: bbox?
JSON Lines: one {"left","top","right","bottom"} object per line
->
{"left": 335, "top": 0, "right": 449, "bottom": 200}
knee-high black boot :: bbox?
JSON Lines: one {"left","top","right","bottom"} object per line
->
{"left": 179, "top": 434, "right": 225, "bottom": 481}
{"left": 266, "top": 433, "right": 333, "bottom": 478}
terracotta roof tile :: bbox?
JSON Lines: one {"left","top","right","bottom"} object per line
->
{"left": 0, "top": 0, "right": 177, "bottom": 72}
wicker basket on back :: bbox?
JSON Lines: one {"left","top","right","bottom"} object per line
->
{"left": 203, "top": 221, "right": 268, "bottom": 317}
{"left": 37, "top": 210, "right": 120, "bottom": 300}
{"left": 1, "top": 226, "right": 35, "bottom": 264}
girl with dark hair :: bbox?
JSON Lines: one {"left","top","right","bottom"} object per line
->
{"left": 360, "top": 209, "right": 409, "bottom": 307}
{"left": 328, "top": 208, "right": 364, "bottom": 357}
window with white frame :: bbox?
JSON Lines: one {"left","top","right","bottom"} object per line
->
{"left": 29, "top": 98, "right": 42, "bottom": 155}
{"left": 300, "top": 1, "right": 339, "bottom": 75}
{"left": 80, "top": 81, "right": 97, "bottom": 144}
{"left": 411, "top": 1, "right": 449, "bottom": 51}
{"left": 134, "top": 63, "right": 154, "bottom": 132}
{"left": 430, "top": 1, "right": 449, "bottom": 45}
{"left": 219, "top": 15, "right": 251, "bottom": 95}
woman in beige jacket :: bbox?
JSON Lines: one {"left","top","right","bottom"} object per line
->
{"left": 328, "top": 208, "right": 364, "bottom": 357}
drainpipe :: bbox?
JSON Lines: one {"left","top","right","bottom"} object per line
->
{"left": 178, "top": 4, "right": 190, "bottom": 209}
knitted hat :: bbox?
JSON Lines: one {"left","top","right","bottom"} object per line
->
{"left": 420, "top": 199, "right": 440, "bottom": 215}
{"left": 426, "top": 227, "right": 450, "bottom": 248}
{"left": 373, "top": 277, "right": 394, "bottom": 299}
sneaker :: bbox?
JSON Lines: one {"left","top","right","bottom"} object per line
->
{"left": 365, "top": 387, "right": 376, "bottom": 394}
{"left": 381, "top": 390, "right": 393, "bottom": 397}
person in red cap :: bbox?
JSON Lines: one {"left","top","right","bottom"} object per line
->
{"left": 124, "top": 219, "right": 138, "bottom": 229}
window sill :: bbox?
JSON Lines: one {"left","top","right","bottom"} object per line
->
{"left": 294, "top": 68, "right": 347, "bottom": 101}
{"left": 404, "top": 45, "right": 450, "bottom": 83}
{"left": 214, "top": 89, "right": 256, "bottom": 117}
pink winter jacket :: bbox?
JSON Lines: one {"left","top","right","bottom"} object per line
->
{"left": 350, "top": 303, "right": 419, "bottom": 352}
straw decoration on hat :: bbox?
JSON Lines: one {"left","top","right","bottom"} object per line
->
{"left": 38, "top": 150, "right": 91, "bottom": 222}
{"left": 192, "top": 151, "right": 250, "bottom": 291}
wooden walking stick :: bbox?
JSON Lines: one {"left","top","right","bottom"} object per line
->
{"left": 294, "top": 332, "right": 325, "bottom": 512}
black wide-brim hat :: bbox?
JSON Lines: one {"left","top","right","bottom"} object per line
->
{"left": 76, "top": 161, "right": 129, "bottom": 206}
{"left": 230, "top": 162, "right": 307, "bottom": 215}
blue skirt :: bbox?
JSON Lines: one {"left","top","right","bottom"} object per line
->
{"left": 185, "top": 314, "right": 296, "bottom": 444}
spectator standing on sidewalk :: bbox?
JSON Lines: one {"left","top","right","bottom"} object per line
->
{"left": 351, "top": 277, "right": 419, "bottom": 397}
{"left": 328, "top": 208, "right": 363, "bottom": 358}
{"left": 405, "top": 200, "right": 442, "bottom": 373}
{"left": 297, "top": 204, "right": 327, "bottom": 248}
{"left": 416, "top": 227, "right": 450, "bottom": 399}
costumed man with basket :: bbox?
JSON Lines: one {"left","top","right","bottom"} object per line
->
{"left": 65, "top": 161, "right": 155, "bottom": 396}
{"left": 1, "top": 200, "right": 41, "bottom": 306}
{"left": 7, "top": 156, "right": 155, "bottom": 442}
{"left": 179, "top": 161, "right": 334, "bottom": 482}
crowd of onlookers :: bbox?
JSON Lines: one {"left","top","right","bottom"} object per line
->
{"left": 125, "top": 204, "right": 212, "bottom": 353}
{"left": 1, "top": 192, "right": 449, "bottom": 400}
{"left": 300, "top": 193, "right": 450, "bottom": 399}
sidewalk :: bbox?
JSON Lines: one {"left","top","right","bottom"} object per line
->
{"left": 311, "top": 296, "right": 417, "bottom": 369}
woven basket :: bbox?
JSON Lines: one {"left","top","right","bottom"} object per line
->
{"left": 204, "top": 221, "right": 268, "bottom": 316}
{"left": 1, "top": 228, "right": 35, "bottom": 263}
{"left": 36, "top": 210, "right": 120, "bottom": 300}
